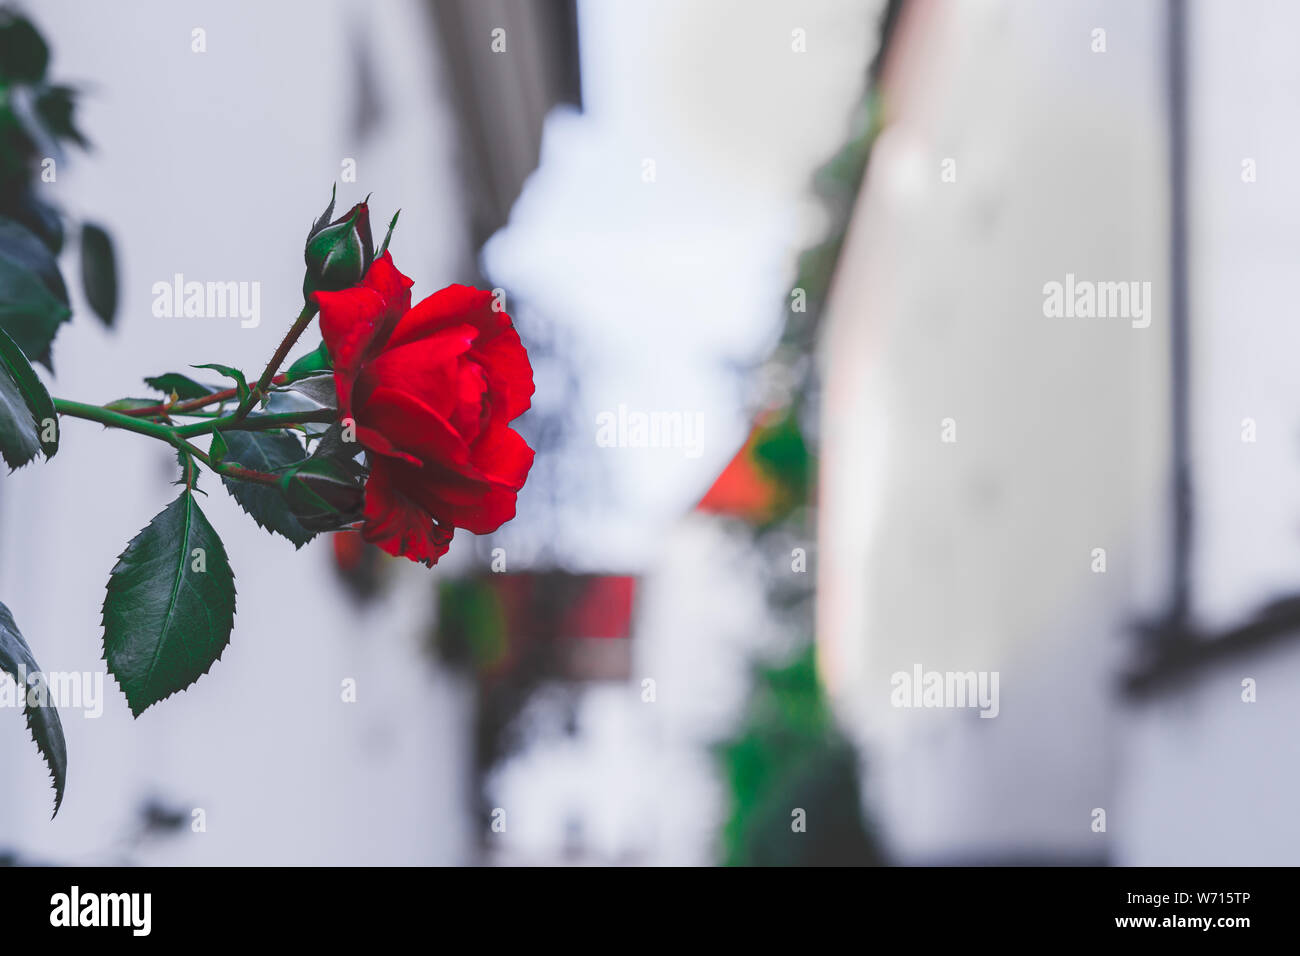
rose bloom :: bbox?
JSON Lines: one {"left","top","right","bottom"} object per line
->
{"left": 313, "top": 252, "right": 535, "bottom": 565}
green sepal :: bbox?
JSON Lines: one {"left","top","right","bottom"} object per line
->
{"left": 278, "top": 453, "right": 365, "bottom": 532}
{"left": 376, "top": 209, "right": 400, "bottom": 258}
{"left": 307, "top": 184, "right": 337, "bottom": 239}
{"left": 208, "top": 430, "right": 228, "bottom": 467}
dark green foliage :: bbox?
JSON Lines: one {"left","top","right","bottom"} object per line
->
{"left": 717, "top": 645, "right": 881, "bottom": 866}
{"left": 102, "top": 491, "right": 236, "bottom": 716}
{"left": 220, "top": 430, "right": 316, "bottom": 547}
{"left": 0, "top": 601, "right": 66, "bottom": 815}
{"left": 0, "top": 322, "right": 55, "bottom": 467}
{"left": 143, "top": 373, "right": 215, "bottom": 400}
{"left": 79, "top": 222, "right": 116, "bottom": 326}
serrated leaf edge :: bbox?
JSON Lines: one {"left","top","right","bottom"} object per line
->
{"left": 100, "top": 493, "right": 237, "bottom": 717}
{"left": 0, "top": 602, "right": 67, "bottom": 816}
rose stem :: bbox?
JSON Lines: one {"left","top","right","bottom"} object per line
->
{"left": 230, "top": 302, "right": 318, "bottom": 423}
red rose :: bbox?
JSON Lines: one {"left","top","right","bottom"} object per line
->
{"left": 313, "top": 253, "right": 535, "bottom": 565}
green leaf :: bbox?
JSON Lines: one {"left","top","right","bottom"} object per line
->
{"left": 79, "top": 223, "right": 117, "bottom": 327}
{"left": 0, "top": 216, "right": 68, "bottom": 304}
{"left": 0, "top": 601, "right": 67, "bottom": 816}
{"left": 14, "top": 193, "right": 64, "bottom": 255}
{"left": 0, "top": 324, "right": 57, "bottom": 467}
{"left": 0, "top": 11, "right": 49, "bottom": 83}
{"left": 266, "top": 374, "right": 335, "bottom": 417}
{"left": 104, "top": 397, "right": 162, "bottom": 412}
{"left": 143, "top": 373, "right": 214, "bottom": 400}
{"left": 220, "top": 430, "right": 316, "bottom": 548}
{"left": 285, "top": 340, "right": 332, "bottom": 382}
{"left": 34, "top": 84, "right": 89, "bottom": 150}
{"left": 102, "top": 491, "right": 236, "bottom": 716}
{"left": 0, "top": 249, "right": 71, "bottom": 368}
{"left": 192, "top": 363, "right": 248, "bottom": 404}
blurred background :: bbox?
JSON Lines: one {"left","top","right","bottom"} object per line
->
{"left": 0, "top": 0, "right": 1296, "bottom": 865}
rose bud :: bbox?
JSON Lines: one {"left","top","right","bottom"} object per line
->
{"left": 280, "top": 456, "right": 365, "bottom": 532}
{"left": 303, "top": 188, "right": 374, "bottom": 299}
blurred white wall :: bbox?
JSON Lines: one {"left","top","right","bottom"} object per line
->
{"left": 1184, "top": 0, "right": 1300, "bottom": 630}
{"left": 818, "top": 0, "right": 1169, "bottom": 862}
{"left": 0, "top": 0, "right": 475, "bottom": 864}
{"left": 1115, "top": 640, "right": 1300, "bottom": 865}
{"left": 820, "top": 0, "right": 1300, "bottom": 866}
{"left": 1115, "top": 0, "right": 1300, "bottom": 865}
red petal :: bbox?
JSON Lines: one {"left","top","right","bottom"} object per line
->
{"left": 316, "top": 285, "right": 387, "bottom": 414}
{"left": 467, "top": 423, "right": 534, "bottom": 490}
{"left": 354, "top": 425, "right": 422, "bottom": 467}
{"left": 360, "top": 460, "right": 454, "bottom": 565}
{"left": 387, "top": 285, "right": 504, "bottom": 349}
{"left": 451, "top": 361, "right": 489, "bottom": 443}
{"left": 470, "top": 325, "right": 534, "bottom": 424}
{"left": 409, "top": 470, "right": 523, "bottom": 535}
{"left": 397, "top": 426, "right": 534, "bottom": 534}
{"left": 359, "top": 386, "right": 472, "bottom": 469}
{"left": 362, "top": 252, "right": 414, "bottom": 314}
{"left": 357, "top": 324, "right": 477, "bottom": 422}
{"left": 314, "top": 253, "right": 414, "bottom": 416}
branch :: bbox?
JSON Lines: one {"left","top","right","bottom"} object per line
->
{"left": 230, "top": 302, "right": 317, "bottom": 423}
